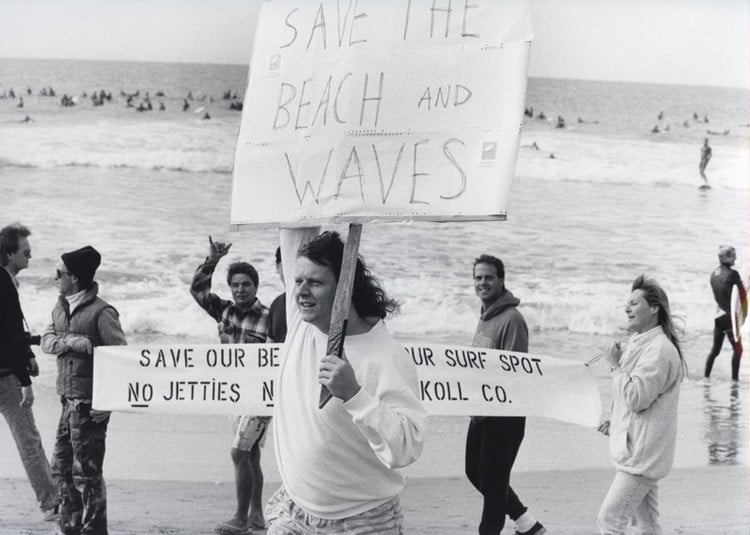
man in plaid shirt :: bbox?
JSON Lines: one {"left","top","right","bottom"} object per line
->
{"left": 191, "top": 236, "right": 271, "bottom": 534}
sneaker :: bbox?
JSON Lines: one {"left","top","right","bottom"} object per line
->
{"left": 514, "top": 522, "right": 547, "bottom": 535}
{"left": 42, "top": 504, "right": 60, "bottom": 522}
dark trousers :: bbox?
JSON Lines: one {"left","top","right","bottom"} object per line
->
{"left": 705, "top": 314, "right": 741, "bottom": 380}
{"left": 465, "top": 416, "right": 528, "bottom": 535}
{"left": 51, "top": 400, "right": 109, "bottom": 535}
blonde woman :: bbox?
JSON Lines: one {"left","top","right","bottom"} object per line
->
{"left": 598, "top": 275, "right": 685, "bottom": 534}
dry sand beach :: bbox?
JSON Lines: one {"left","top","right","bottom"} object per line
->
{"left": 1, "top": 373, "right": 749, "bottom": 534}
{"left": 1, "top": 467, "right": 748, "bottom": 534}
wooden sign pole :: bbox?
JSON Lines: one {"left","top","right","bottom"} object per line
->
{"left": 318, "top": 223, "right": 363, "bottom": 408}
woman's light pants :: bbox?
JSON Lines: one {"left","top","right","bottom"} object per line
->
{"left": 598, "top": 470, "right": 661, "bottom": 535}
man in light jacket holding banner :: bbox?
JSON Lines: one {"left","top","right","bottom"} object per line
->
{"left": 42, "top": 245, "right": 126, "bottom": 535}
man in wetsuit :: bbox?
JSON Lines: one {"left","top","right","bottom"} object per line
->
{"left": 699, "top": 138, "right": 712, "bottom": 183}
{"left": 704, "top": 245, "right": 746, "bottom": 381}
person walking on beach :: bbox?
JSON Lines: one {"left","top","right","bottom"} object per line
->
{"left": 190, "top": 236, "right": 271, "bottom": 534}
{"left": 265, "top": 227, "right": 426, "bottom": 534}
{"left": 466, "top": 255, "right": 546, "bottom": 535}
{"left": 597, "top": 275, "right": 684, "bottom": 535}
{"left": 704, "top": 245, "right": 745, "bottom": 381}
{"left": 699, "top": 138, "right": 712, "bottom": 183}
{"left": 0, "top": 223, "right": 60, "bottom": 522}
{"left": 42, "top": 245, "right": 127, "bottom": 535}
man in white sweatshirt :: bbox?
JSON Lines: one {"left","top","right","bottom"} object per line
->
{"left": 266, "top": 227, "right": 426, "bottom": 534}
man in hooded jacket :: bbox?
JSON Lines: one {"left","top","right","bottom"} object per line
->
{"left": 466, "top": 254, "right": 545, "bottom": 535}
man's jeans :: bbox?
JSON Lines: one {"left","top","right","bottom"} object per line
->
{"left": 266, "top": 487, "right": 404, "bottom": 534}
{"left": 0, "top": 374, "right": 58, "bottom": 511}
{"left": 598, "top": 470, "right": 661, "bottom": 535}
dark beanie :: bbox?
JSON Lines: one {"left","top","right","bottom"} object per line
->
{"left": 62, "top": 245, "right": 101, "bottom": 287}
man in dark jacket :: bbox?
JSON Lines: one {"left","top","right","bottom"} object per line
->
{"left": 42, "top": 245, "right": 126, "bottom": 535}
{"left": 466, "top": 254, "right": 545, "bottom": 535}
{"left": 0, "top": 223, "right": 59, "bottom": 521}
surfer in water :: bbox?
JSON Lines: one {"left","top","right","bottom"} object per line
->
{"left": 699, "top": 138, "right": 712, "bottom": 184}
{"left": 704, "top": 245, "right": 746, "bottom": 381}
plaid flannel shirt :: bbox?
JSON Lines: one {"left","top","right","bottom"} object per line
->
{"left": 190, "top": 258, "right": 270, "bottom": 344}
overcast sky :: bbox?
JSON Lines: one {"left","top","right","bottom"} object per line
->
{"left": 1, "top": 0, "right": 747, "bottom": 88}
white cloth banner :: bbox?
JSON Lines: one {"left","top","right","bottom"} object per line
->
{"left": 231, "top": 0, "right": 533, "bottom": 227}
{"left": 93, "top": 342, "right": 601, "bottom": 427}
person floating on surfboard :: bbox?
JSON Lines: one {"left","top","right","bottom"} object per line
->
{"left": 699, "top": 138, "right": 712, "bottom": 184}
{"left": 704, "top": 245, "right": 746, "bottom": 381}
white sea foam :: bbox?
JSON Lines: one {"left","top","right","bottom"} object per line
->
{"left": 3, "top": 61, "right": 748, "bottom": 362}
{"left": 517, "top": 131, "right": 750, "bottom": 190}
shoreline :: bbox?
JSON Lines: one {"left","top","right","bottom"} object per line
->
{"left": 2, "top": 466, "right": 747, "bottom": 534}
{"left": 3, "top": 371, "right": 745, "bottom": 482}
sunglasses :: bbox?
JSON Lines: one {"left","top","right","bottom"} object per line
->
{"left": 55, "top": 269, "right": 71, "bottom": 279}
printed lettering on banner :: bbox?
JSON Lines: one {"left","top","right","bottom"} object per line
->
{"left": 93, "top": 342, "right": 601, "bottom": 427}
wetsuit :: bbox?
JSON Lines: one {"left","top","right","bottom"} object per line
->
{"left": 704, "top": 265, "right": 744, "bottom": 380}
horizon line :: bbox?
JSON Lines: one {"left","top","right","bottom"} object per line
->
{"left": 1, "top": 55, "right": 748, "bottom": 92}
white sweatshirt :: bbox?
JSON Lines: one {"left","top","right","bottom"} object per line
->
{"left": 609, "top": 326, "right": 683, "bottom": 480}
{"left": 273, "top": 228, "right": 427, "bottom": 519}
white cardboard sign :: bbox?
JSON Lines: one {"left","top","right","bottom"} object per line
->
{"left": 231, "top": 0, "right": 533, "bottom": 227}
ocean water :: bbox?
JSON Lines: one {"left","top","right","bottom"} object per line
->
{"left": 1, "top": 58, "right": 749, "bottom": 480}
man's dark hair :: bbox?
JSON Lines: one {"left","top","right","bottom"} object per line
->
{"left": 298, "top": 231, "right": 399, "bottom": 319}
{"left": 0, "top": 223, "right": 31, "bottom": 267}
{"left": 226, "top": 262, "right": 259, "bottom": 288}
{"left": 473, "top": 254, "right": 505, "bottom": 280}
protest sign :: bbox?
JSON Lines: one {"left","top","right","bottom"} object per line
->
{"left": 93, "top": 342, "right": 601, "bottom": 427}
{"left": 231, "top": 0, "right": 533, "bottom": 227}
{"left": 408, "top": 343, "right": 601, "bottom": 426}
{"left": 93, "top": 344, "right": 282, "bottom": 416}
